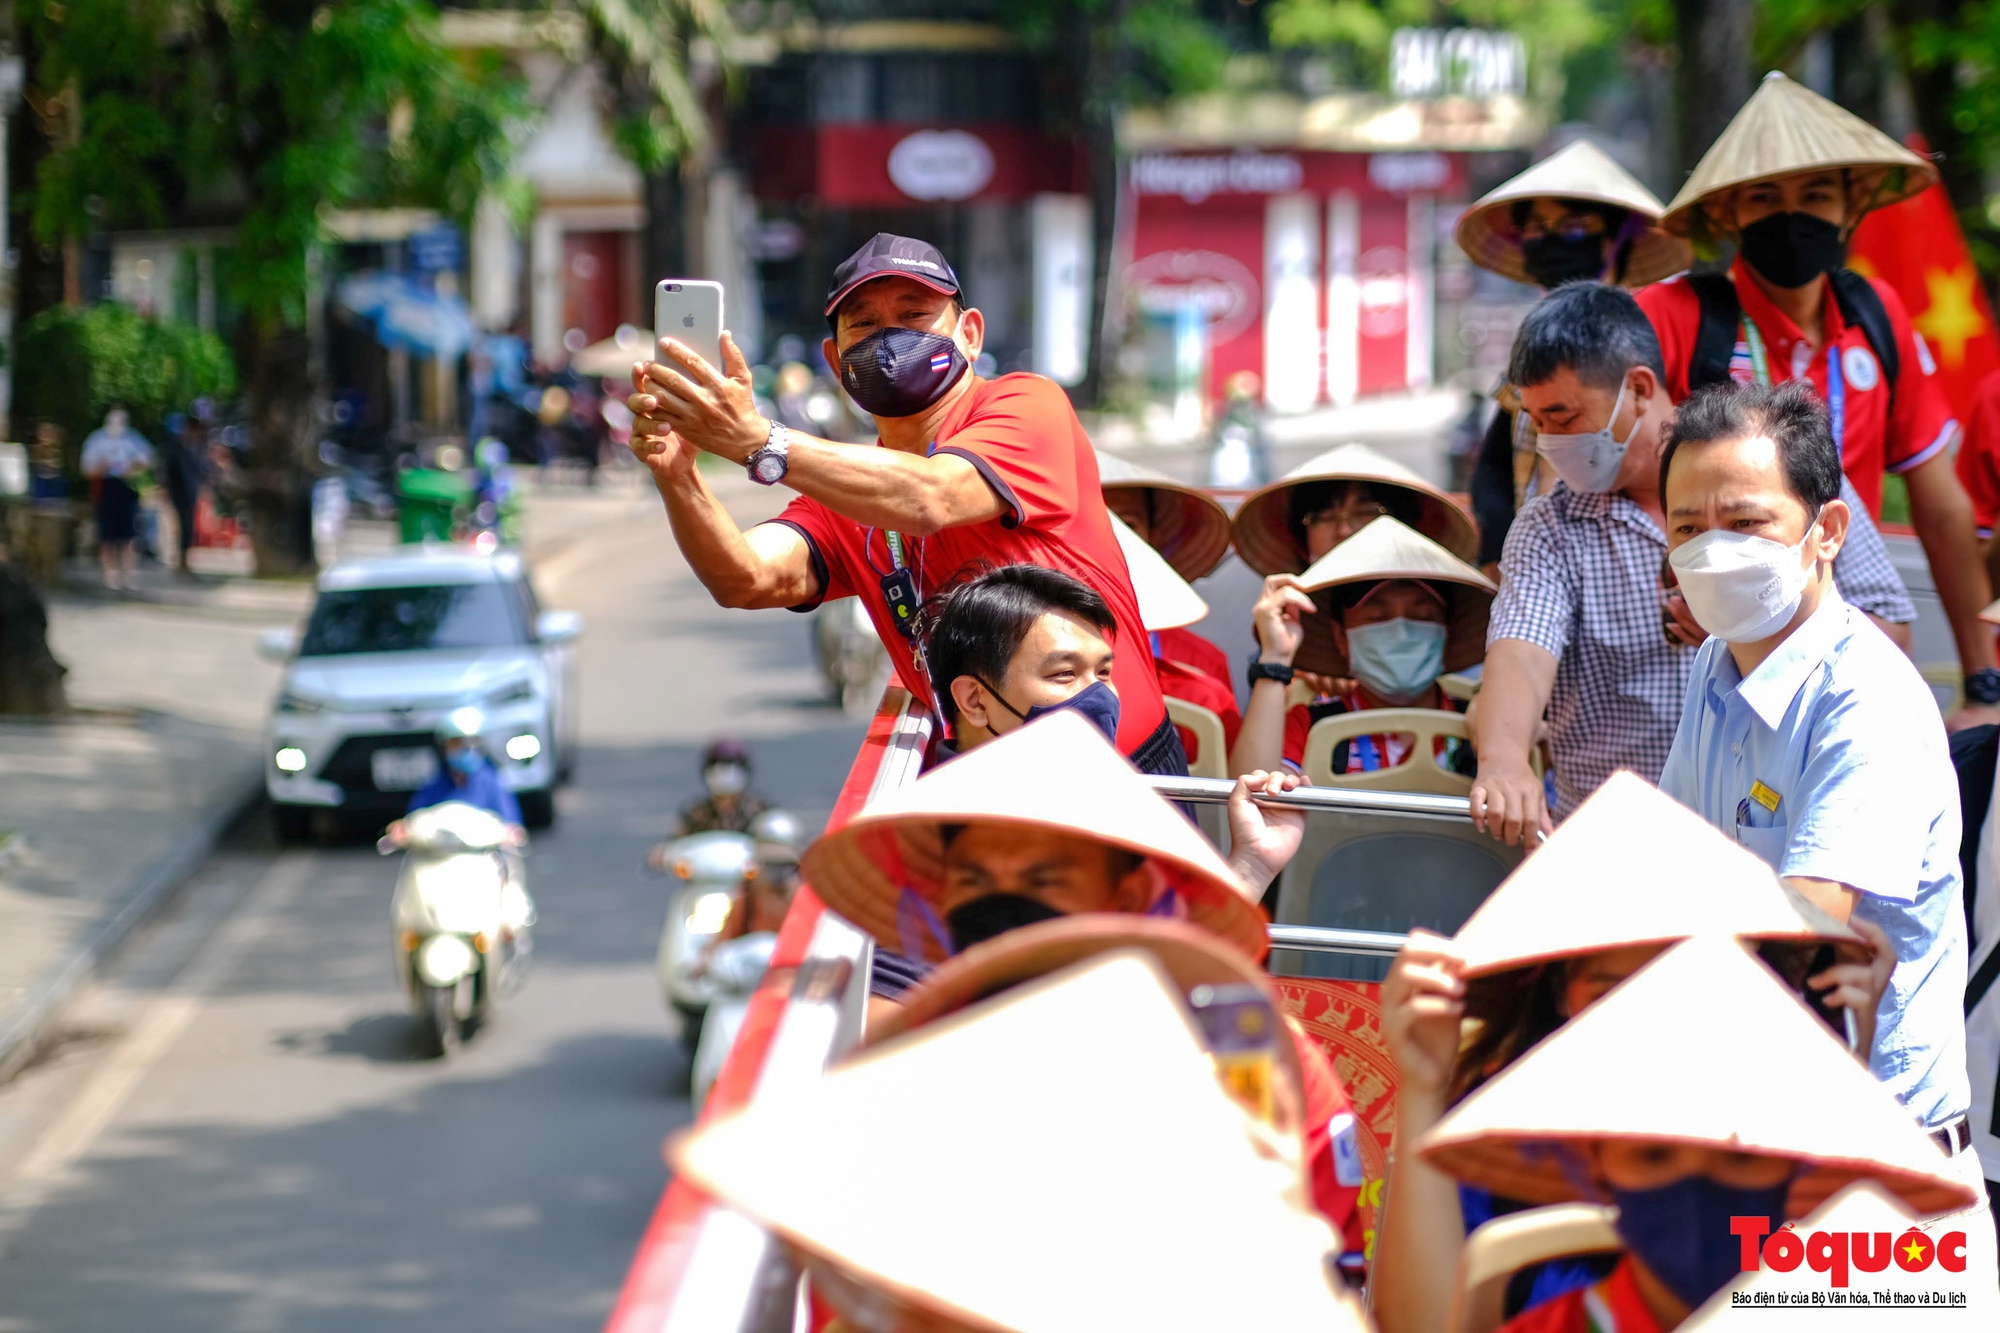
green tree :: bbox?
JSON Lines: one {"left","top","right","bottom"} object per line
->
{"left": 22, "top": 0, "right": 525, "bottom": 576}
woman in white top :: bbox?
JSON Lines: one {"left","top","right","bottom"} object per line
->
{"left": 79, "top": 406, "right": 155, "bottom": 589}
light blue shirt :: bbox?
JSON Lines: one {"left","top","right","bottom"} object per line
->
{"left": 1659, "top": 595, "right": 1969, "bottom": 1128}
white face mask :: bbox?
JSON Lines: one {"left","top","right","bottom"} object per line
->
{"left": 1667, "top": 513, "right": 1822, "bottom": 644}
{"left": 1536, "top": 376, "right": 1639, "bottom": 494}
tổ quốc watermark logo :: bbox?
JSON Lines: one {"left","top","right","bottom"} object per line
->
{"left": 1728, "top": 1214, "right": 1970, "bottom": 1309}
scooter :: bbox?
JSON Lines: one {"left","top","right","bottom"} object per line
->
{"left": 812, "top": 597, "right": 890, "bottom": 715}
{"left": 689, "top": 931, "right": 779, "bottom": 1109}
{"left": 649, "top": 829, "right": 754, "bottom": 1054}
{"left": 383, "top": 801, "right": 535, "bottom": 1057}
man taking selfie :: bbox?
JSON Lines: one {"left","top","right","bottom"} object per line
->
{"left": 626, "top": 234, "right": 1179, "bottom": 773}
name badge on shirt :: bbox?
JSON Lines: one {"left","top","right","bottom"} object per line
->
{"left": 1749, "top": 780, "right": 1782, "bottom": 813}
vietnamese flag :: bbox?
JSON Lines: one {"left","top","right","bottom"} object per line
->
{"left": 1848, "top": 134, "right": 2000, "bottom": 422}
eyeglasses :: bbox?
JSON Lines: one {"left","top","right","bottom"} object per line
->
{"left": 1303, "top": 502, "right": 1389, "bottom": 529}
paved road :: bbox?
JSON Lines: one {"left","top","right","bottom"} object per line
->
{"left": 0, "top": 490, "right": 869, "bottom": 1331}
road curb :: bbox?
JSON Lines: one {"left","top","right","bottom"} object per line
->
{"left": 0, "top": 768, "right": 265, "bottom": 1086}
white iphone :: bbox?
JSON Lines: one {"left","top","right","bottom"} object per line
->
{"left": 653, "top": 279, "right": 725, "bottom": 371}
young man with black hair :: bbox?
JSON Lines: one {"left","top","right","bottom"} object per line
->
{"left": 1656, "top": 378, "right": 1994, "bottom": 1292}
{"left": 1470, "top": 283, "right": 1915, "bottom": 844}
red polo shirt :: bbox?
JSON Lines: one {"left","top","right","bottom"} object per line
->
{"left": 1498, "top": 1258, "right": 1663, "bottom": 1333}
{"left": 1958, "top": 367, "right": 2000, "bottom": 537}
{"left": 768, "top": 373, "right": 1167, "bottom": 756}
{"left": 1636, "top": 261, "right": 1958, "bottom": 517}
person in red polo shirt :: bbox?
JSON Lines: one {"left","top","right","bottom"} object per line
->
{"left": 625, "top": 234, "right": 1180, "bottom": 773}
{"left": 1635, "top": 72, "right": 2000, "bottom": 724}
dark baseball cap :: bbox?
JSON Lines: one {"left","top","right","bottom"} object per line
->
{"left": 824, "top": 233, "right": 962, "bottom": 321}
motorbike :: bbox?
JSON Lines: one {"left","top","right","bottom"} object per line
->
{"left": 689, "top": 931, "right": 779, "bottom": 1109}
{"left": 812, "top": 597, "right": 890, "bottom": 715}
{"left": 649, "top": 829, "right": 755, "bottom": 1055}
{"left": 382, "top": 801, "right": 535, "bottom": 1057}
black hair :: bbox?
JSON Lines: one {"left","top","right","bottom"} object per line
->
{"left": 1507, "top": 197, "right": 1632, "bottom": 235}
{"left": 1658, "top": 379, "right": 1842, "bottom": 515}
{"left": 1285, "top": 479, "right": 1421, "bottom": 552}
{"left": 1506, "top": 281, "right": 1666, "bottom": 391}
{"left": 919, "top": 564, "right": 1116, "bottom": 728}
{"left": 1448, "top": 965, "right": 1569, "bottom": 1106}
{"left": 937, "top": 822, "right": 1146, "bottom": 879}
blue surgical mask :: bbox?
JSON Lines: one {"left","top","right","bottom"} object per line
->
{"left": 980, "top": 677, "right": 1122, "bottom": 746}
{"left": 1610, "top": 1173, "right": 1792, "bottom": 1309}
{"left": 1345, "top": 618, "right": 1447, "bottom": 704}
{"left": 446, "top": 747, "right": 484, "bottom": 777}
{"left": 1536, "top": 375, "right": 1639, "bottom": 494}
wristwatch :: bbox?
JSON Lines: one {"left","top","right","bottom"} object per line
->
{"left": 1966, "top": 667, "right": 2000, "bottom": 705}
{"left": 1246, "top": 658, "right": 1296, "bottom": 689}
{"left": 746, "top": 421, "right": 791, "bottom": 486}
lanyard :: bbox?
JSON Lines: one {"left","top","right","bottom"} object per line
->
{"left": 1738, "top": 315, "right": 1846, "bottom": 445}
{"left": 1738, "top": 316, "right": 1771, "bottom": 386}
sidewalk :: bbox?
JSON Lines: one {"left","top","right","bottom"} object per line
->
{"left": 0, "top": 469, "right": 659, "bottom": 1080}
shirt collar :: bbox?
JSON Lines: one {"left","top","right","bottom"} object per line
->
{"left": 1564, "top": 484, "right": 1667, "bottom": 545}
{"left": 1731, "top": 592, "right": 1849, "bottom": 727}
{"left": 1730, "top": 258, "right": 1847, "bottom": 350}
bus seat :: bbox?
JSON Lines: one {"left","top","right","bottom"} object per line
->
{"left": 1448, "top": 1204, "right": 1622, "bottom": 1333}
{"left": 1163, "top": 696, "right": 1230, "bottom": 846}
{"left": 1271, "top": 811, "right": 1521, "bottom": 981}
{"left": 1437, "top": 670, "right": 1481, "bottom": 703}
{"left": 1301, "top": 708, "right": 1476, "bottom": 796}
{"left": 1920, "top": 662, "right": 1961, "bottom": 714}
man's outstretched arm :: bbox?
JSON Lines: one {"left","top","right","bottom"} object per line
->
{"left": 631, "top": 420, "right": 819, "bottom": 611}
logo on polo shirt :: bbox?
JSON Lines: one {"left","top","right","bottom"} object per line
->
{"left": 1843, "top": 345, "right": 1881, "bottom": 392}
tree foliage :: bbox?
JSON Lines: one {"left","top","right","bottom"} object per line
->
{"left": 570, "top": 0, "right": 733, "bottom": 177}
{"left": 1266, "top": 0, "right": 1608, "bottom": 100}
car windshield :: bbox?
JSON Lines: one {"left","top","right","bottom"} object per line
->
{"left": 300, "top": 581, "right": 525, "bottom": 656}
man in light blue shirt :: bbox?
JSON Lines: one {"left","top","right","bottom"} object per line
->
{"left": 1657, "top": 378, "right": 1993, "bottom": 1295}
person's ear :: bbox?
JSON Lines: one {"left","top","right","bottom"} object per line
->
{"left": 953, "top": 306, "right": 985, "bottom": 362}
{"left": 821, "top": 335, "right": 842, "bottom": 380}
{"left": 1329, "top": 621, "right": 1350, "bottom": 659}
{"left": 1814, "top": 496, "right": 1850, "bottom": 564}
{"left": 1628, "top": 365, "right": 1660, "bottom": 411}
{"left": 950, "top": 675, "right": 990, "bottom": 732}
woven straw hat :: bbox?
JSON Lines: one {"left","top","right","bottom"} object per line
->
{"left": 1097, "top": 452, "right": 1234, "bottom": 581}
{"left": 1455, "top": 140, "right": 1691, "bottom": 289}
{"left": 1451, "top": 771, "right": 1855, "bottom": 980}
{"left": 1661, "top": 71, "right": 1937, "bottom": 247}
{"left": 1418, "top": 935, "right": 1974, "bottom": 1219}
{"left": 1111, "top": 513, "right": 1209, "bottom": 632}
{"left": 800, "top": 710, "right": 1265, "bottom": 964}
{"left": 1232, "top": 443, "right": 1478, "bottom": 576}
{"left": 1289, "top": 515, "right": 1495, "bottom": 679}
{"left": 673, "top": 951, "right": 1369, "bottom": 1333}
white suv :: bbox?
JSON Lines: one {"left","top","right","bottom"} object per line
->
{"left": 259, "top": 546, "right": 581, "bottom": 840}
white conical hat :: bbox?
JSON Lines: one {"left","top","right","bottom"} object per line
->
{"left": 1289, "top": 515, "right": 1495, "bottom": 678}
{"left": 1455, "top": 140, "right": 1691, "bottom": 288}
{"left": 1111, "top": 512, "right": 1209, "bottom": 632}
{"left": 1096, "top": 452, "right": 1234, "bottom": 581}
{"left": 1451, "top": 771, "right": 1855, "bottom": 979}
{"left": 1418, "top": 936, "right": 1975, "bottom": 1219}
{"left": 800, "top": 711, "right": 1265, "bottom": 963}
{"left": 1662, "top": 72, "right": 1937, "bottom": 246}
{"left": 673, "top": 951, "right": 1370, "bottom": 1333}
{"left": 1232, "top": 442, "right": 1478, "bottom": 575}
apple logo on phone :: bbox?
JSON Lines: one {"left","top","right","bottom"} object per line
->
{"left": 682, "top": 314, "right": 695, "bottom": 328}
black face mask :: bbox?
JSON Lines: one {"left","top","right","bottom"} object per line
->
{"left": 1737, "top": 211, "right": 1847, "bottom": 289}
{"left": 945, "top": 893, "right": 1064, "bottom": 952}
{"left": 838, "top": 325, "right": 969, "bottom": 419}
{"left": 1521, "top": 234, "right": 1609, "bottom": 289}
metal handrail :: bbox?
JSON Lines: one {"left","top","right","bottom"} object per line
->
{"left": 1267, "top": 924, "right": 1408, "bottom": 958}
{"left": 1146, "top": 774, "right": 1474, "bottom": 820}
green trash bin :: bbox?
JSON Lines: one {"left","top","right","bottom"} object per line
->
{"left": 396, "top": 468, "right": 471, "bottom": 544}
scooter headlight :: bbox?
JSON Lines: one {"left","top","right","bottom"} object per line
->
{"left": 416, "top": 934, "right": 477, "bottom": 986}
{"left": 685, "top": 890, "right": 734, "bottom": 937}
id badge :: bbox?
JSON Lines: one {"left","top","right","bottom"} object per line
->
{"left": 1189, "top": 983, "right": 1279, "bottom": 1125}
{"left": 880, "top": 566, "right": 919, "bottom": 641}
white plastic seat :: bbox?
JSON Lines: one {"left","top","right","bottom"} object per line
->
{"left": 1447, "top": 1203, "right": 1622, "bottom": 1333}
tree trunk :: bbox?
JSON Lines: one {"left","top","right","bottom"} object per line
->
{"left": 0, "top": 557, "right": 67, "bottom": 715}
{"left": 1672, "top": 0, "right": 1755, "bottom": 177}
{"left": 1886, "top": 3, "right": 1986, "bottom": 225}
{"left": 1075, "top": 7, "right": 1129, "bottom": 410}
{"left": 641, "top": 164, "right": 685, "bottom": 315}
{"left": 240, "top": 324, "right": 317, "bottom": 578}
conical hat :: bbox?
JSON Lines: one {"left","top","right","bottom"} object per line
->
{"left": 1290, "top": 515, "right": 1495, "bottom": 679}
{"left": 1097, "top": 452, "right": 1234, "bottom": 581}
{"left": 1661, "top": 72, "right": 1937, "bottom": 245}
{"left": 673, "top": 951, "right": 1368, "bottom": 1333}
{"left": 1111, "top": 512, "right": 1209, "bottom": 633}
{"left": 801, "top": 711, "right": 1265, "bottom": 964}
{"left": 1418, "top": 935, "right": 1975, "bottom": 1219}
{"left": 1455, "top": 140, "right": 1692, "bottom": 288}
{"left": 1452, "top": 771, "right": 1855, "bottom": 980}
{"left": 1231, "top": 442, "right": 1478, "bottom": 576}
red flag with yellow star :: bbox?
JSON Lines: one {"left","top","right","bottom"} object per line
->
{"left": 1849, "top": 135, "right": 2000, "bottom": 421}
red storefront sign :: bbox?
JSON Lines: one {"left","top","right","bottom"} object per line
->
{"left": 751, "top": 124, "right": 1084, "bottom": 207}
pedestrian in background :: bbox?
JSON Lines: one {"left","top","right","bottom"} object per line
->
{"left": 79, "top": 405, "right": 155, "bottom": 592}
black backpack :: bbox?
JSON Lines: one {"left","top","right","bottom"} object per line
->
{"left": 1686, "top": 269, "right": 1899, "bottom": 420}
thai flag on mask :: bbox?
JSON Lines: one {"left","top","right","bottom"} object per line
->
{"left": 929, "top": 351, "right": 953, "bottom": 373}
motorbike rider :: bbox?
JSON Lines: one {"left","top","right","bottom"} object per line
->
{"left": 667, "top": 738, "right": 771, "bottom": 837}
{"left": 385, "top": 707, "right": 525, "bottom": 845}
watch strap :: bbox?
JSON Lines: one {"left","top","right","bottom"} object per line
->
{"left": 1246, "top": 658, "right": 1295, "bottom": 689}
{"left": 1966, "top": 667, "right": 2000, "bottom": 705}
{"left": 746, "top": 421, "right": 790, "bottom": 485}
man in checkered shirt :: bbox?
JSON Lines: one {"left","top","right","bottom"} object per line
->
{"left": 1469, "top": 283, "right": 1915, "bottom": 842}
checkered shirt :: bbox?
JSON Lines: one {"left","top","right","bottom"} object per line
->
{"left": 1490, "top": 476, "right": 1914, "bottom": 818}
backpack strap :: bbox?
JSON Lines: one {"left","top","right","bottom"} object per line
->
{"left": 1686, "top": 272, "right": 1741, "bottom": 391}
{"left": 1828, "top": 269, "right": 1899, "bottom": 418}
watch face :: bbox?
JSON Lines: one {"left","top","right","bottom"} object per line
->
{"left": 752, "top": 453, "right": 786, "bottom": 484}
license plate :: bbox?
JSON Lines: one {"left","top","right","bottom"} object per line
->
{"left": 370, "top": 746, "right": 438, "bottom": 791}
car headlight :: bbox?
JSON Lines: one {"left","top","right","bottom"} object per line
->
{"left": 685, "top": 890, "right": 734, "bottom": 936}
{"left": 274, "top": 746, "right": 309, "bottom": 773}
{"left": 483, "top": 680, "right": 536, "bottom": 707}
{"left": 276, "top": 690, "right": 325, "bottom": 715}
{"left": 505, "top": 734, "right": 542, "bottom": 762}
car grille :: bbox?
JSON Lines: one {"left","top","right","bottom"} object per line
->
{"left": 318, "top": 733, "right": 439, "bottom": 796}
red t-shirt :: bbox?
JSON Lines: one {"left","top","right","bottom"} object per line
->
{"left": 1156, "top": 626, "right": 1232, "bottom": 686}
{"left": 1958, "top": 367, "right": 2000, "bottom": 537}
{"left": 1636, "top": 262, "right": 1958, "bottom": 517}
{"left": 1154, "top": 654, "right": 1241, "bottom": 766}
{"left": 1498, "top": 1258, "right": 1661, "bottom": 1333}
{"left": 1291, "top": 1020, "right": 1366, "bottom": 1261}
{"left": 768, "top": 374, "right": 1167, "bottom": 755}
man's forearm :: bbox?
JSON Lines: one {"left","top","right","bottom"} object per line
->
{"left": 1230, "top": 680, "right": 1289, "bottom": 778}
{"left": 1908, "top": 462, "right": 1997, "bottom": 672}
{"left": 1471, "top": 642, "right": 1554, "bottom": 772}
{"left": 782, "top": 436, "right": 1003, "bottom": 535}
{"left": 654, "top": 467, "right": 797, "bottom": 610}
